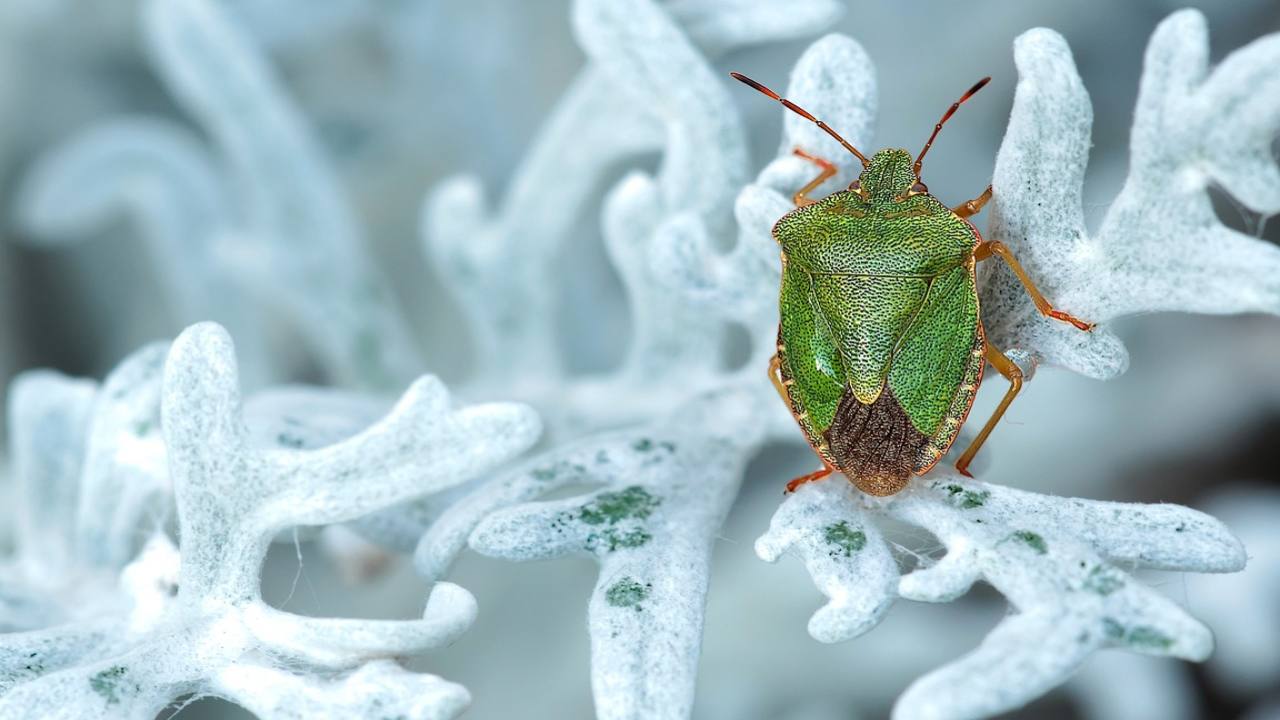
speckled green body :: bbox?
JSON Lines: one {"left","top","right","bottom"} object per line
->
{"left": 775, "top": 148, "right": 985, "bottom": 496}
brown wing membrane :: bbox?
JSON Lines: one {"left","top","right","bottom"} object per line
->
{"left": 823, "top": 386, "right": 929, "bottom": 496}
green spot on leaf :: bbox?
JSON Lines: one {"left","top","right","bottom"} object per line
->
{"left": 605, "top": 576, "right": 651, "bottom": 610}
{"left": 1007, "top": 530, "right": 1047, "bottom": 554}
{"left": 132, "top": 419, "right": 152, "bottom": 436}
{"left": 824, "top": 521, "right": 867, "bottom": 558}
{"left": 586, "top": 527, "right": 652, "bottom": 552}
{"left": 1127, "top": 626, "right": 1175, "bottom": 650}
{"left": 532, "top": 460, "right": 590, "bottom": 483}
{"left": 90, "top": 666, "right": 137, "bottom": 706}
{"left": 943, "top": 484, "right": 990, "bottom": 509}
{"left": 1083, "top": 566, "right": 1125, "bottom": 595}
{"left": 632, "top": 438, "right": 654, "bottom": 452}
{"left": 1102, "top": 618, "right": 1174, "bottom": 650}
{"left": 580, "top": 486, "right": 659, "bottom": 526}
{"left": 557, "top": 487, "right": 662, "bottom": 553}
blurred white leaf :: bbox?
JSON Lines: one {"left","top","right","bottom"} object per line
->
{"left": 0, "top": 322, "right": 539, "bottom": 718}
{"left": 982, "top": 11, "right": 1280, "bottom": 378}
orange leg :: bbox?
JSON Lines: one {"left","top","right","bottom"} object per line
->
{"left": 955, "top": 341, "right": 1023, "bottom": 477}
{"left": 953, "top": 184, "right": 992, "bottom": 219}
{"left": 786, "top": 464, "right": 835, "bottom": 494}
{"left": 769, "top": 354, "right": 836, "bottom": 493}
{"left": 791, "top": 148, "right": 837, "bottom": 207}
{"left": 767, "top": 353, "right": 789, "bottom": 402}
{"left": 974, "top": 240, "right": 1095, "bottom": 331}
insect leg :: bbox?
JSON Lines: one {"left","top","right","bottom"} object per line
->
{"left": 770, "top": 354, "right": 836, "bottom": 493}
{"left": 767, "top": 354, "right": 790, "bottom": 402}
{"left": 954, "top": 341, "right": 1023, "bottom": 477}
{"left": 785, "top": 464, "right": 835, "bottom": 494}
{"left": 974, "top": 240, "right": 1095, "bottom": 331}
{"left": 791, "top": 148, "right": 837, "bottom": 207}
{"left": 952, "top": 184, "right": 992, "bottom": 219}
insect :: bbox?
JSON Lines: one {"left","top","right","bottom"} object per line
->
{"left": 731, "top": 71, "right": 1094, "bottom": 496}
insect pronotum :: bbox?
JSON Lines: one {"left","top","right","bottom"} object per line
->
{"left": 731, "top": 71, "right": 1094, "bottom": 497}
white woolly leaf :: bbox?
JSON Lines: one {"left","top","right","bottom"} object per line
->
{"left": 214, "top": 660, "right": 469, "bottom": 720}
{"left": 16, "top": 0, "right": 421, "bottom": 390}
{"left": 754, "top": 480, "right": 897, "bottom": 644}
{"left": 982, "top": 11, "right": 1280, "bottom": 379}
{"left": 0, "top": 345, "right": 169, "bottom": 633}
{"left": 759, "top": 475, "right": 1245, "bottom": 720}
{"left": 11, "top": 121, "right": 275, "bottom": 380}
{"left": 6, "top": 372, "right": 96, "bottom": 587}
{"left": 75, "top": 343, "right": 170, "bottom": 570}
{"left": 423, "top": 0, "right": 835, "bottom": 397}
{"left": 429, "top": 390, "right": 759, "bottom": 720}
{"left": 0, "top": 323, "right": 539, "bottom": 719}
{"left": 408, "top": 4, "right": 860, "bottom": 718}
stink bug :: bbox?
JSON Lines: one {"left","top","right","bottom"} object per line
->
{"left": 731, "top": 72, "right": 1094, "bottom": 496}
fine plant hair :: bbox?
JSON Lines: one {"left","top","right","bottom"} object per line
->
{"left": 5, "top": 1, "right": 1279, "bottom": 718}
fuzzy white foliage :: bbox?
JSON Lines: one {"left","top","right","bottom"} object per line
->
{"left": 414, "top": 5, "right": 1270, "bottom": 719}
{"left": 463, "top": 395, "right": 755, "bottom": 720}
{"left": 412, "top": 2, "right": 845, "bottom": 718}
{"left": 982, "top": 10, "right": 1280, "bottom": 378}
{"left": 755, "top": 481, "right": 896, "bottom": 644}
{"left": 0, "top": 343, "right": 168, "bottom": 632}
{"left": 759, "top": 475, "right": 1244, "bottom": 719}
{"left": 14, "top": 123, "right": 273, "bottom": 381}
{"left": 16, "top": 0, "right": 422, "bottom": 390}
{"left": 241, "top": 386, "right": 462, "bottom": 570}
{"left": 888, "top": 477, "right": 1239, "bottom": 719}
{"left": 2, "top": 2, "right": 1270, "bottom": 719}
{"left": 0, "top": 323, "right": 540, "bottom": 718}
{"left": 2, "top": 370, "right": 96, "bottom": 628}
{"left": 412, "top": 2, "right": 839, "bottom": 712}
{"left": 219, "top": 0, "right": 367, "bottom": 48}
{"left": 426, "top": 0, "right": 839, "bottom": 406}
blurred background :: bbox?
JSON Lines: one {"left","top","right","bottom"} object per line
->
{"left": 1, "top": 1, "right": 1278, "bottom": 718}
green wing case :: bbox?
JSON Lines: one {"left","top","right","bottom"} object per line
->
{"left": 781, "top": 263, "right": 979, "bottom": 434}
{"left": 777, "top": 260, "right": 845, "bottom": 436}
{"left": 887, "top": 264, "right": 981, "bottom": 438}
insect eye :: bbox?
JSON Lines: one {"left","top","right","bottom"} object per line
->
{"left": 910, "top": 181, "right": 929, "bottom": 194}
{"left": 849, "top": 179, "right": 861, "bottom": 190}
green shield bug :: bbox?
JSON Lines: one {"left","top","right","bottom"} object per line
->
{"left": 731, "top": 72, "right": 1094, "bottom": 496}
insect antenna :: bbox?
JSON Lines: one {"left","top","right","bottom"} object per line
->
{"left": 729, "top": 72, "right": 870, "bottom": 167}
{"left": 914, "top": 76, "right": 992, "bottom": 177}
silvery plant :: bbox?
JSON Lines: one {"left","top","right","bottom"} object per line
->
{"left": 1, "top": 0, "right": 1277, "bottom": 719}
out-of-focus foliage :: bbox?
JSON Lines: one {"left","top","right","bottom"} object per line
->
{"left": 0, "top": 323, "right": 538, "bottom": 719}
{"left": 0, "top": 1, "right": 1277, "bottom": 719}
